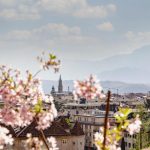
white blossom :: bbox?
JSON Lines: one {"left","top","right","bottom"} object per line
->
{"left": 127, "top": 115, "right": 142, "bottom": 135}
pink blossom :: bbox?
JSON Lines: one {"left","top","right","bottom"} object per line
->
{"left": 95, "top": 130, "right": 121, "bottom": 150}
{"left": 94, "top": 126, "right": 121, "bottom": 150}
{"left": 0, "top": 108, "right": 17, "bottom": 126}
{"left": 0, "top": 66, "right": 57, "bottom": 128}
{"left": 47, "top": 137, "right": 58, "bottom": 150}
{"left": 36, "top": 105, "right": 57, "bottom": 130}
{"left": 37, "top": 53, "right": 61, "bottom": 73}
{"left": 0, "top": 55, "right": 59, "bottom": 149}
{"left": 18, "top": 105, "right": 35, "bottom": 127}
{"left": 74, "top": 75, "right": 105, "bottom": 100}
{"left": 26, "top": 133, "right": 43, "bottom": 150}
{"left": 0, "top": 126, "right": 13, "bottom": 149}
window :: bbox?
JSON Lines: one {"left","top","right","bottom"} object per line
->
{"left": 78, "top": 117, "right": 81, "bottom": 121}
{"left": 86, "top": 139, "right": 88, "bottom": 143}
{"left": 128, "top": 143, "right": 131, "bottom": 148}
{"left": 92, "top": 118, "right": 95, "bottom": 122}
{"left": 62, "top": 139, "right": 67, "bottom": 144}
{"left": 80, "top": 142, "right": 82, "bottom": 145}
{"left": 133, "top": 134, "right": 137, "bottom": 139}
{"left": 72, "top": 142, "right": 75, "bottom": 145}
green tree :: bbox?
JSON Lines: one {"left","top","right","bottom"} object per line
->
{"left": 132, "top": 105, "right": 150, "bottom": 150}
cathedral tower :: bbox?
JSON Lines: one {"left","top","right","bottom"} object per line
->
{"left": 58, "top": 75, "right": 63, "bottom": 93}
{"left": 51, "top": 85, "right": 55, "bottom": 95}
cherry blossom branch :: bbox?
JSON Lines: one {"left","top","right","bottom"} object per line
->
{"left": 32, "top": 69, "right": 43, "bottom": 79}
{"left": 0, "top": 54, "right": 59, "bottom": 149}
{"left": 34, "top": 117, "right": 49, "bottom": 150}
{"left": 103, "top": 90, "right": 111, "bottom": 150}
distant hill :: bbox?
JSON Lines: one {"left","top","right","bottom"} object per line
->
{"left": 42, "top": 80, "right": 150, "bottom": 94}
{"left": 98, "top": 45, "right": 150, "bottom": 71}
{"left": 98, "top": 45, "right": 150, "bottom": 83}
{"left": 101, "top": 81, "right": 150, "bottom": 94}
{"left": 100, "top": 67, "right": 150, "bottom": 83}
{"left": 61, "top": 45, "right": 150, "bottom": 83}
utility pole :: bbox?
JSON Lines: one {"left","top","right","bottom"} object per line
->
{"left": 117, "top": 89, "right": 119, "bottom": 100}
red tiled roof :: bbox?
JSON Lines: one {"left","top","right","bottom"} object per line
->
{"left": 71, "top": 121, "right": 84, "bottom": 136}
{"left": 44, "top": 121, "right": 70, "bottom": 136}
{"left": 58, "top": 117, "right": 70, "bottom": 129}
{"left": 16, "top": 120, "right": 70, "bottom": 138}
{"left": 1, "top": 118, "right": 84, "bottom": 138}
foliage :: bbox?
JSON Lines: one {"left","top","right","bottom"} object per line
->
{"left": 132, "top": 105, "right": 150, "bottom": 149}
{"left": 65, "top": 118, "right": 72, "bottom": 128}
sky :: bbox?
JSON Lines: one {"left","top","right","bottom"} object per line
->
{"left": 0, "top": 0, "right": 150, "bottom": 80}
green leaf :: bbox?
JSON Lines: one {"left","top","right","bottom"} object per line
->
{"left": 49, "top": 54, "right": 56, "bottom": 60}
{"left": 120, "top": 108, "right": 132, "bottom": 117}
{"left": 33, "top": 99, "right": 43, "bottom": 113}
{"left": 28, "top": 73, "right": 32, "bottom": 81}
{"left": 34, "top": 105, "right": 41, "bottom": 113}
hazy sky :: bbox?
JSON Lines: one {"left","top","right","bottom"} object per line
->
{"left": 0, "top": 0, "right": 150, "bottom": 80}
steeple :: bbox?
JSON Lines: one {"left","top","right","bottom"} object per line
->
{"left": 51, "top": 85, "right": 55, "bottom": 95}
{"left": 58, "top": 75, "right": 63, "bottom": 93}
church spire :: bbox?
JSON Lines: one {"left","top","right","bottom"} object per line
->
{"left": 58, "top": 75, "right": 63, "bottom": 93}
{"left": 51, "top": 85, "right": 55, "bottom": 95}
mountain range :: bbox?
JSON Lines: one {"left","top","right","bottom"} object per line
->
{"left": 98, "top": 45, "right": 150, "bottom": 83}
{"left": 61, "top": 45, "right": 150, "bottom": 83}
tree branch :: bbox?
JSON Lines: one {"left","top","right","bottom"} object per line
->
{"left": 32, "top": 69, "right": 42, "bottom": 79}
{"left": 103, "top": 90, "right": 111, "bottom": 150}
{"left": 34, "top": 117, "right": 49, "bottom": 150}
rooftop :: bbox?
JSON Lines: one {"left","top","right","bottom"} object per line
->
{"left": 3, "top": 117, "right": 84, "bottom": 138}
